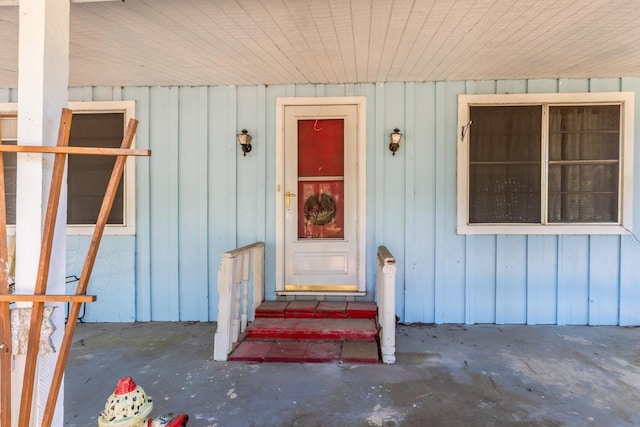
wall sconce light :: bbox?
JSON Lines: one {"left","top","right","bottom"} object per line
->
{"left": 389, "top": 128, "right": 402, "bottom": 155}
{"left": 237, "top": 129, "right": 252, "bottom": 156}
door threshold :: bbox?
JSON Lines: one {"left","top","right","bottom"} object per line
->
{"left": 276, "top": 291, "right": 366, "bottom": 297}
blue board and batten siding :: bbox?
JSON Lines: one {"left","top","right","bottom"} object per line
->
{"left": 3, "top": 78, "right": 638, "bottom": 325}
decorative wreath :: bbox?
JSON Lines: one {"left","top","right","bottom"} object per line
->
{"left": 303, "top": 193, "right": 336, "bottom": 225}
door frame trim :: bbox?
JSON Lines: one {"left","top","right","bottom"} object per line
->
{"left": 275, "top": 96, "right": 367, "bottom": 295}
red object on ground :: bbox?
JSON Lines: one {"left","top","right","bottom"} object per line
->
{"left": 114, "top": 376, "right": 137, "bottom": 395}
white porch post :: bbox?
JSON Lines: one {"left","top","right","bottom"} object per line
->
{"left": 12, "top": 0, "right": 69, "bottom": 425}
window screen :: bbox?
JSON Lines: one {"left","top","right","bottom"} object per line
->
{"left": 469, "top": 106, "right": 542, "bottom": 223}
{"left": 67, "top": 113, "right": 125, "bottom": 225}
{"left": 547, "top": 105, "right": 620, "bottom": 223}
{"left": 0, "top": 116, "right": 16, "bottom": 224}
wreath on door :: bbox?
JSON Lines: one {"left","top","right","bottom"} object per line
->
{"left": 303, "top": 193, "right": 336, "bottom": 226}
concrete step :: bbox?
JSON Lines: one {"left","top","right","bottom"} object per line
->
{"left": 227, "top": 302, "right": 380, "bottom": 363}
{"left": 255, "top": 301, "right": 377, "bottom": 319}
{"left": 245, "top": 318, "right": 378, "bottom": 341}
{"left": 228, "top": 339, "right": 379, "bottom": 364}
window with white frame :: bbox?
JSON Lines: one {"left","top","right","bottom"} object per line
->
{"left": 457, "top": 92, "right": 634, "bottom": 235}
{"left": 0, "top": 101, "right": 136, "bottom": 235}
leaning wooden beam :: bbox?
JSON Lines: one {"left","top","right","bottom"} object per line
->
{"left": 19, "top": 108, "right": 73, "bottom": 427}
{"left": 0, "top": 114, "right": 12, "bottom": 427}
{"left": 0, "top": 145, "right": 150, "bottom": 157}
{"left": 0, "top": 295, "right": 96, "bottom": 303}
{"left": 42, "top": 118, "right": 140, "bottom": 426}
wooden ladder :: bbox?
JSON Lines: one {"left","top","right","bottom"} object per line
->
{"left": 0, "top": 109, "right": 150, "bottom": 426}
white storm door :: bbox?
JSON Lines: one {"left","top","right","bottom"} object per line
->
{"left": 278, "top": 102, "right": 363, "bottom": 293}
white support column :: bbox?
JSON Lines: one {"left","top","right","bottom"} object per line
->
{"left": 13, "top": 0, "right": 69, "bottom": 425}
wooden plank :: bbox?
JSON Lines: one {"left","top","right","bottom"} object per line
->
{"left": 558, "top": 78, "right": 589, "bottom": 93}
{"left": 42, "top": 118, "right": 138, "bottom": 426}
{"left": 381, "top": 83, "right": 407, "bottom": 319}
{"left": 403, "top": 82, "right": 418, "bottom": 322}
{"left": 177, "top": 87, "right": 209, "bottom": 321}
{"left": 262, "top": 85, "right": 287, "bottom": 302}
{"left": 465, "top": 235, "right": 497, "bottom": 324}
{"left": 0, "top": 113, "right": 12, "bottom": 427}
{"left": 0, "top": 295, "right": 96, "bottom": 303}
{"left": 374, "top": 82, "right": 385, "bottom": 275}
{"left": 588, "top": 236, "right": 620, "bottom": 325}
{"left": 255, "top": 85, "right": 267, "bottom": 251}
{"left": 0, "top": 145, "right": 150, "bottom": 156}
{"left": 589, "top": 78, "right": 621, "bottom": 92}
{"left": 208, "top": 86, "right": 237, "bottom": 319}
{"left": 526, "top": 236, "right": 558, "bottom": 325}
{"left": 619, "top": 77, "right": 640, "bottom": 326}
{"left": 404, "top": 82, "right": 436, "bottom": 323}
{"left": 149, "top": 87, "right": 180, "bottom": 321}
{"left": 236, "top": 85, "right": 261, "bottom": 248}
{"left": 496, "top": 236, "right": 527, "bottom": 324}
{"left": 434, "top": 81, "right": 467, "bottom": 323}
{"left": 124, "top": 87, "right": 152, "bottom": 321}
{"left": 620, "top": 237, "right": 640, "bottom": 325}
{"left": 19, "top": 108, "right": 72, "bottom": 427}
{"left": 557, "top": 236, "right": 589, "bottom": 325}
{"left": 527, "top": 79, "right": 559, "bottom": 93}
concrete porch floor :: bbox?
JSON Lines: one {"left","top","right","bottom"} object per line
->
{"left": 64, "top": 322, "right": 640, "bottom": 426}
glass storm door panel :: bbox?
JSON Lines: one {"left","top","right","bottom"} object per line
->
{"left": 297, "top": 119, "right": 344, "bottom": 239}
{"left": 281, "top": 104, "right": 360, "bottom": 293}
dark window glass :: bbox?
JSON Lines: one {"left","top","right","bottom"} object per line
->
{"left": 1, "top": 113, "right": 125, "bottom": 226}
{"left": 547, "top": 105, "right": 619, "bottom": 223}
{"left": 67, "top": 113, "right": 124, "bottom": 225}
{"left": 1, "top": 116, "right": 17, "bottom": 224}
{"left": 469, "top": 106, "right": 542, "bottom": 223}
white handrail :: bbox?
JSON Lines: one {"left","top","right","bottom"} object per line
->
{"left": 376, "top": 246, "right": 396, "bottom": 364}
{"left": 213, "top": 242, "right": 264, "bottom": 361}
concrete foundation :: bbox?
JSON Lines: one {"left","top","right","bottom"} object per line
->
{"left": 64, "top": 322, "right": 640, "bottom": 426}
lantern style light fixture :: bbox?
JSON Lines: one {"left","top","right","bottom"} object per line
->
{"left": 389, "top": 128, "right": 402, "bottom": 155}
{"left": 237, "top": 129, "right": 252, "bottom": 156}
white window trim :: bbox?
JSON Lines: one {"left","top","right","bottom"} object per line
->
{"left": 0, "top": 100, "right": 137, "bottom": 236}
{"left": 457, "top": 92, "right": 635, "bottom": 235}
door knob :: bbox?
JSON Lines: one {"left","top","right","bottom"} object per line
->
{"left": 285, "top": 191, "right": 297, "bottom": 209}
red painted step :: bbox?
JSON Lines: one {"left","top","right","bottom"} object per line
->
{"left": 254, "top": 301, "right": 289, "bottom": 318}
{"left": 284, "top": 301, "right": 318, "bottom": 318}
{"left": 246, "top": 318, "right": 378, "bottom": 341}
{"left": 229, "top": 301, "right": 380, "bottom": 364}
{"left": 345, "top": 302, "right": 378, "bottom": 319}
{"left": 228, "top": 339, "right": 379, "bottom": 364}
{"left": 315, "top": 301, "right": 347, "bottom": 318}
{"left": 254, "top": 301, "right": 378, "bottom": 319}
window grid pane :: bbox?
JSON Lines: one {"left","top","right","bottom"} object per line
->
{"left": 68, "top": 113, "right": 124, "bottom": 225}
{"left": 1, "top": 116, "right": 17, "bottom": 225}
{"left": 547, "top": 105, "right": 620, "bottom": 223}
{"left": 469, "top": 106, "right": 542, "bottom": 223}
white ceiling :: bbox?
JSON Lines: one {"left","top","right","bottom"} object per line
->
{"left": 0, "top": 0, "right": 639, "bottom": 88}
